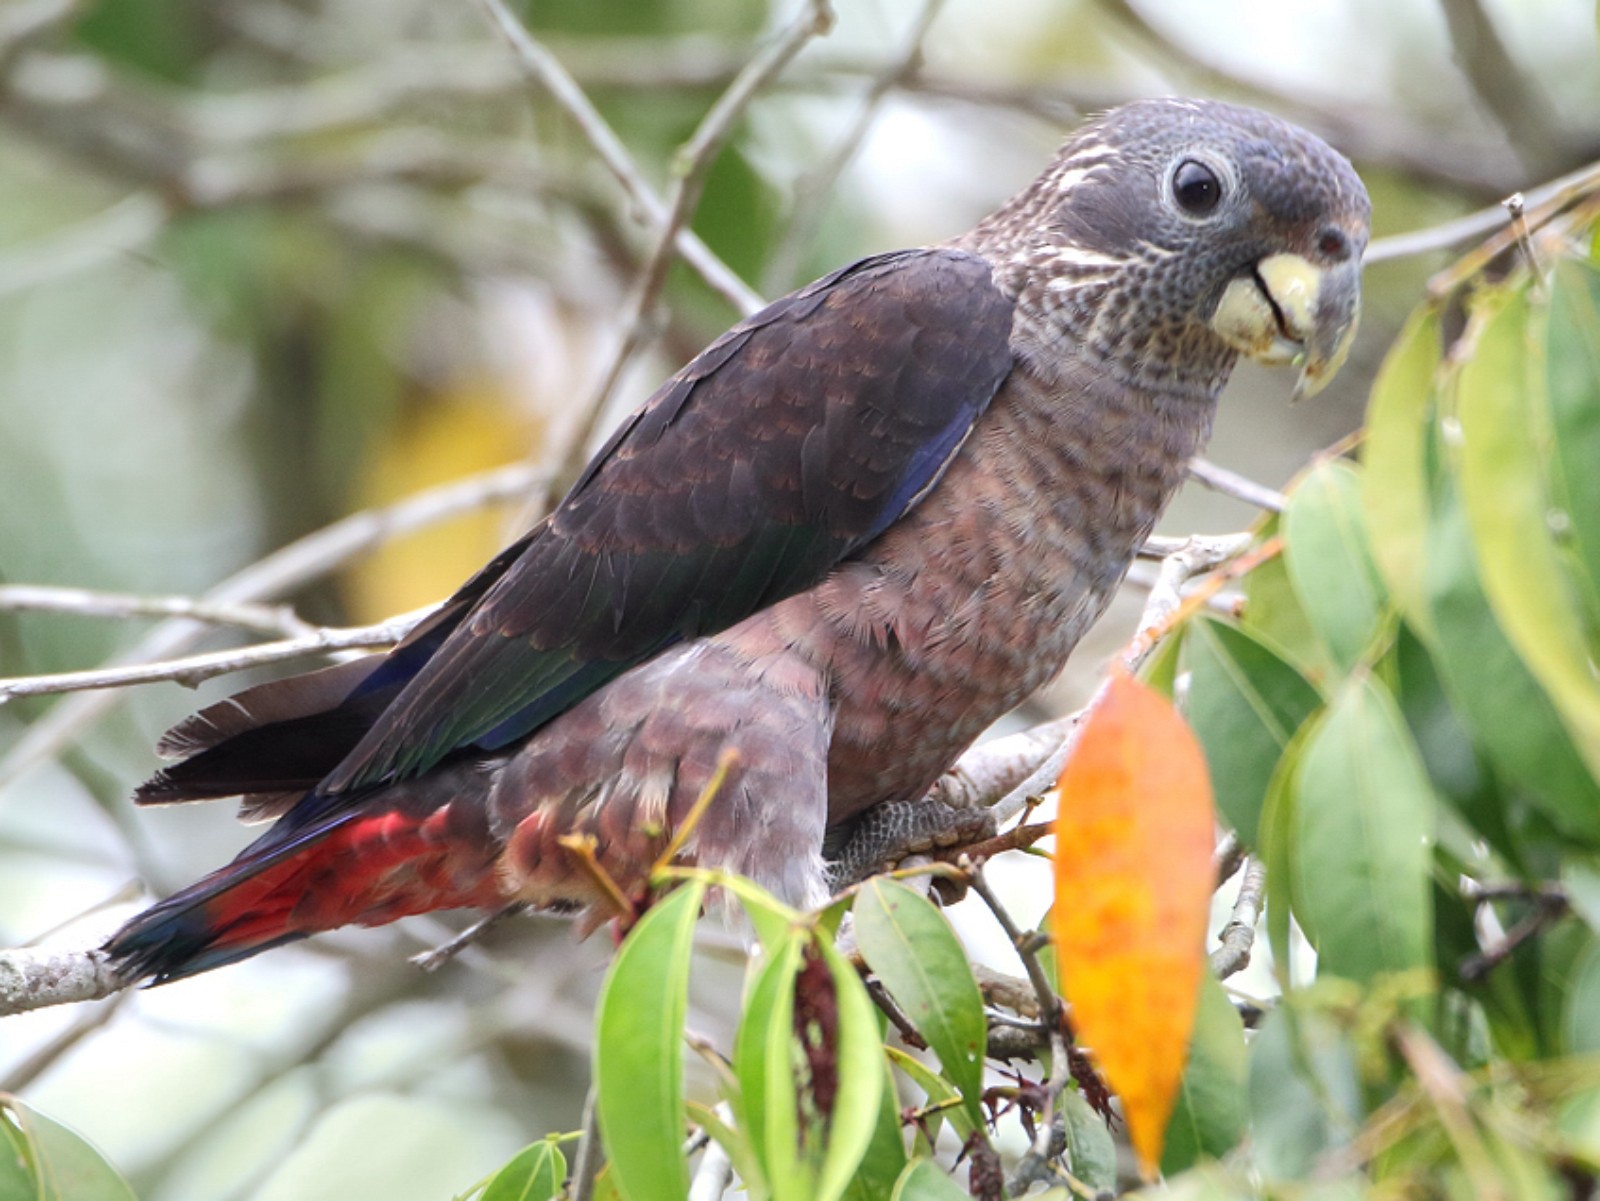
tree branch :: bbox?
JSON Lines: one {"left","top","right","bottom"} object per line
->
{"left": 0, "top": 946, "right": 126, "bottom": 1016}
{"left": 0, "top": 461, "right": 547, "bottom": 790}
{"left": 0, "top": 612, "right": 420, "bottom": 703}
{"left": 762, "top": 0, "right": 945, "bottom": 293}
{"left": 559, "top": 0, "right": 834, "bottom": 498}
{"left": 1210, "top": 856, "right": 1266, "bottom": 979}
{"left": 0, "top": 585, "right": 318, "bottom": 639}
{"left": 467, "top": 0, "right": 764, "bottom": 318}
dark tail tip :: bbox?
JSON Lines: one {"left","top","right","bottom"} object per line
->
{"left": 103, "top": 888, "right": 309, "bottom": 986}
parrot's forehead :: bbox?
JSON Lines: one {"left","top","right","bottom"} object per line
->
{"left": 1069, "top": 97, "right": 1371, "bottom": 234}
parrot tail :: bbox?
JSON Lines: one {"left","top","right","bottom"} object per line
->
{"left": 104, "top": 794, "right": 505, "bottom": 985}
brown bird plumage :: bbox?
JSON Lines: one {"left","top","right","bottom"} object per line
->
{"left": 108, "top": 98, "right": 1370, "bottom": 983}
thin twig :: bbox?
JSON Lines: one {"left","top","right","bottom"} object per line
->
{"left": 468, "top": 0, "right": 764, "bottom": 318}
{"left": 0, "top": 613, "right": 421, "bottom": 703}
{"left": 0, "top": 461, "right": 546, "bottom": 789}
{"left": 0, "top": 585, "right": 317, "bottom": 639}
{"left": 571, "top": 1083, "right": 604, "bottom": 1201}
{"left": 1367, "top": 157, "right": 1600, "bottom": 265}
{"left": 687, "top": 1103, "right": 736, "bottom": 1201}
{"left": 562, "top": 0, "right": 833, "bottom": 498}
{"left": 1459, "top": 891, "right": 1570, "bottom": 982}
{"left": 409, "top": 903, "right": 528, "bottom": 973}
{"left": 1210, "top": 856, "right": 1266, "bottom": 979}
{"left": 1187, "top": 456, "right": 1286, "bottom": 513}
{"left": 965, "top": 864, "right": 1059, "bottom": 1027}
{"left": 762, "top": 0, "right": 944, "bottom": 293}
{"left": 1435, "top": 0, "right": 1562, "bottom": 171}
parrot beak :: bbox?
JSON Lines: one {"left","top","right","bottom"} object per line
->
{"left": 1209, "top": 251, "right": 1362, "bottom": 400}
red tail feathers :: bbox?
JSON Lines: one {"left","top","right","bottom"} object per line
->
{"left": 105, "top": 798, "right": 504, "bottom": 984}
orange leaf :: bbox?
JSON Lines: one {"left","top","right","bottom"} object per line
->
{"left": 1051, "top": 667, "right": 1216, "bottom": 1179}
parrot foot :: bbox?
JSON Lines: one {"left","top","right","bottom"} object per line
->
{"left": 824, "top": 799, "right": 998, "bottom": 892}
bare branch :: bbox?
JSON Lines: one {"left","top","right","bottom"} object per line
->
{"left": 1367, "top": 157, "right": 1600, "bottom": 265}
{"left": 562, "top": 0, "right": 834, "bottom": 497}
{"left": 762, "top": 0, "right": 945, "bottom": 293}
{"left": 0, "top": 192, "right": 167, "bottom": 299}
{"left": 1210, "top": 856, "right": 1266, "bottom": 979}
{"left": 1188, "top": 456, "right": 1286, "bottom": 513}
{"left": 0, "top": 585, "right": 317, "bottom": 639}
{"left": 687, "top": 1106, "right": 736, "bottom": 1201}
{"left": 1435, "top": 0, "right": 1562, "bottom": 171}
{"left": 468, "top": 0, "right": 764, "bottom": 318}
{"left": 0, "top": 461, "right": 546, "bottom": 789}
{"left": 0, "top": 612, "right": 420, "bottom": 703}
{"left": 0, "top": 946, "right": 126, "bottom": 1017}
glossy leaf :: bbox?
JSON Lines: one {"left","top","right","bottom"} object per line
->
{"left": 1283, "top": 459, "right": 1388, "bottom": 673}
{"left": 813, "top": 937, "right": 888, "bottom": 1201}
{"left": 686, "top": 1103, "right": 766, "bottom": 1201}
{"left": 1258, "top": 713, "right": 1320, "bottom": 984}
{"left": 890, "top": 1157, "right": 970, "bottom": 1201}
{"left": 1423, "top": 489, "right": 1600, "bottom": 843}
{"left": 883, "top": 1046, "right": 972, "bottom": 1149}
{"left": 854, "top": 878, "right": 986, "bottom": 1126}
{"left": 733, "top": 928, "right": 881, "bottom": 1201}
{"left": 1242, "top": 516, "right": 1333, "bottom": 680}
{"left": 1059, "top": 1088, "right": 1117, "bottom": 1193}
{"left": 734, "top": 933, "right": 806, "bottom": 1201}
{"left": 1292, "top": 675, "right": 1434, "bottom": 983}
{"left": 595, "top": 881, "right": 706, "bottom": 1201}
{"left": 0, "top": 1095, "right": 137, "bottom": 1201}
{"left": 480, "top": 1140, "right": 567, "bottom": 1201}
{"left": 1545, "top": 260, "right": 1600, "bottom": 621}
{"left": 1161, "top": 975, "right": 1249, "bottom": 1174}
{"left": 1053, "top": 669, "right": 1215, "bottom": 1176}
{"left": 1361, "top": 306, "right": 1443, "bottom": 637}
{"left": 1456, "top": 286, "right": 1600, "bottom": 785}
{"left": 1185, "top": 614, "right": 1323, "bottom": 846}
{"left": 839, "top": 1055, "right": 908, "bottom": 1201}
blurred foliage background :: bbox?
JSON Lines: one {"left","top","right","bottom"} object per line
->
{"left": 0, "top": 0, "right": 1596, "bottom": 1198}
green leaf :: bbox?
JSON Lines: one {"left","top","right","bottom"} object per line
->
{"left": 1185, "top": 615, "right": 1323, "bottom": 846}
{"left": 480, "top": 1140, "right": 567, "bottom": 1201}
{"left": 1139, "top": 620, "right": 1186, "bottom": 697}
{"left": 853, "top": 880, "right": 987, "bottom": 1126}
{"left": 839, "top": 1056, "right": 908, "bottom": 1201}
{"left": 687, "top": 1103, "right": 767, "bottom": 1201}
{"left": 1283, "top": 459, "right": 1388, "bottom": 673}
{"left": 1247, "top": 1006, "right": 1363, "bottom": 1180}
{"left": 1292, "top": 675, "right": 1435, "bottom": 983}
{"left": 1362, "top": 306, "right": 1444, "bottom": 638}
{"left": 595, "top": 882, "right": 707, "bottom": 1201}
{"left": 1424, "top": 466, "right": 1600, "bottom": 843}
{"left": 734, "top": 933, "right": 806, "bottom": 1201}
{"left": 1160, "top": 976, "right": 1248, "bottom": 1174}
{"left": 1543, "top": 261, "right": 1600, "bottom": 626}
{"left": 1455, "top": 286, "right": 1600, "bottom": 785}
{"left": 1059, "top": 1088, "right": 1117, "bottom": 1193}
{"left": 1564, "top": 934, "right": 1600, "bottom": 1054}
{"left": 0, "top": 1095, "right": 137, "bottom": 1201}
{"left": 1242, "top": 516, "right": 1333, "bottom": 680}
{"left": 890, "top": 1158, "right": 970, "bottom": 1201}
{"left": 1564, "top": 857, "right": 1600, "bottom": 931}
{"left": 814, "top": 938, "right": 887, "bottom": 1201}
{"left": 883, "top": 1047, "right": 973, "bottom": 1147}
{"left": 1258, "top": 713, "right": 1320, "bottom": 985}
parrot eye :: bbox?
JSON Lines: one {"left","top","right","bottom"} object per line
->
{"left": 1172, "top": 159, "right": 1223, "bottom": 215}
